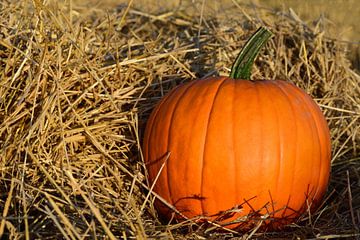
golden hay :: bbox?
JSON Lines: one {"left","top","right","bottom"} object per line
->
{"left": 0, "top": 0, "right": 359, "bottom": 239}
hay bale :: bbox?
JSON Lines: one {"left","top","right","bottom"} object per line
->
{"left": 0, "top": 0, "right": 359, "bottom": 238}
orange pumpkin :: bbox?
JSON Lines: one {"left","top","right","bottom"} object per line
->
{"left": 143, "top": 27, "right": 331, "bottom": 230}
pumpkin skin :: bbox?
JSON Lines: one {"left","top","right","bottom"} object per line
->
{"left": 143, "top": 77, "right": 331, "bottom": 230}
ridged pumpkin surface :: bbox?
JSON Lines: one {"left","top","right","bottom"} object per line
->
{"left": 143, "top": 77, "right": 331, "bottom": 229}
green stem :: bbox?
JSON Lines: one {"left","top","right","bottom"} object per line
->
{"left": 229, "top": 26, "right": 273, "bottom": 80}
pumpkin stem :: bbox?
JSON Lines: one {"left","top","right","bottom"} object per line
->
{"left": 230, "top": 26, "right": 273, "bottom": 80}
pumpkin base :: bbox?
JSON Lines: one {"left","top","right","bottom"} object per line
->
{"left": 153, "top": 195, "right": 322, "bottom": 232}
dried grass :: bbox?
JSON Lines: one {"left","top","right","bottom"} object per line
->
{"left": 0, "top": 0, "right": 359, "bottom": 239}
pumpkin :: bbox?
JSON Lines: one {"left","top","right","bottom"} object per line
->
{"left": 143, "top": 27, "right": 331, "bottom": 230}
